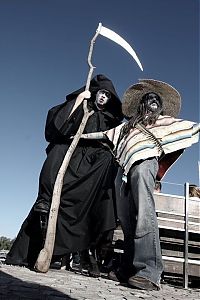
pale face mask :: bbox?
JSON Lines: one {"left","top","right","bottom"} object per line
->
{"left": 95, "top": 89, "right": 111, "bottom": 109}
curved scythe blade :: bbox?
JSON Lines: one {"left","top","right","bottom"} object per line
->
{"left": 97, "top": 23, "right": 143, "bottom": 71}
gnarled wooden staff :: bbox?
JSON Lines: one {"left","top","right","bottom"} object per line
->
{"left": 35, "top": 23, "right": 143, "bottom": 273}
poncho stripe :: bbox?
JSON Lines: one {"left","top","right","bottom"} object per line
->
{"left": 80, "top": 116, "right": 199, "bottom": 179}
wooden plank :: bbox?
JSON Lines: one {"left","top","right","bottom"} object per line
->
{"left": 157, "top": 217, "right": 200, "bottom": 233}
{"left": 162, "top": 256, "right": 200, "bottom": 278}
{"left": 154, "top": 193, "right": 200, "bottom": 217}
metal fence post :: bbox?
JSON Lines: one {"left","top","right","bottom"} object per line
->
{"left": 183, "top": 182, "right": 189, "bottom": 289}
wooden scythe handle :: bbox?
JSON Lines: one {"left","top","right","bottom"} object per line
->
{"left": 34, "top": 27, "right": 100, "bottom": 273}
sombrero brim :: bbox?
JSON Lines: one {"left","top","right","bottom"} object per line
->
{"left": 122, "top": 79, "right": 181, "bottom": 118}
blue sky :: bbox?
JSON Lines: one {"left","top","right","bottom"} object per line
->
{"left": 0, "top": 0, "right": 199, "bottom": 238}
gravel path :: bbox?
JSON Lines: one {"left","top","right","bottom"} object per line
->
{"left": 0, "top": 264, "right": 199, "bottom": 300}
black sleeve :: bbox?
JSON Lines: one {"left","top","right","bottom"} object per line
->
{"left": 45, "top": 99, "right": 84, "bottom": 143}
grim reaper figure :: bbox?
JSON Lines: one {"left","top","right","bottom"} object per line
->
{"left": 6, "top": 74, "right": 123, "bottom": 276}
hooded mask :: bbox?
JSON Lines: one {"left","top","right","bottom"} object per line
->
{"left": 45, "top": 74, "right": 122, "bottom": 145}
{"left": 66, "top": 74, "right": 123, "bottom": 121}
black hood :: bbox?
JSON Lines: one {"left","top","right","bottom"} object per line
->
{"left": 66, "top": 74, "right": 123, "bottom": 121}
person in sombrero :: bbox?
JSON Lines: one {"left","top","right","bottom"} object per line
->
{"left": 79, "top": 79, "right": 199, "bottom": 290}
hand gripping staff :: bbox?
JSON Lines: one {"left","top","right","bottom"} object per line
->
{"left": 34, "top": 23, "right": 143, "bottom": 273}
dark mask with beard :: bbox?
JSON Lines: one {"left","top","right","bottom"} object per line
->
{"left": 118, "top": 92, "right": 163, "bottom": 144}
{"left": 138, "top": 92, "right": 163, "bottom": 126}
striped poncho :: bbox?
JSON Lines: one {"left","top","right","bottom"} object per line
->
{"left": 81, "top": 116, "right": 199, "bottom": 180}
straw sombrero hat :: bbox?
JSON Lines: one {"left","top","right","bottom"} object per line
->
{"left": 122, "top": 79, "right": 181, "bottom": 118}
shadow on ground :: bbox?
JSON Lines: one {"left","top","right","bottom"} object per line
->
{"left": 0, "top": 269, "right": 78, "bottom": 300}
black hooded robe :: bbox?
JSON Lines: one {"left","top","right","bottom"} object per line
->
{"left": 6, "top": 75, "right": 122, "bottom": 267}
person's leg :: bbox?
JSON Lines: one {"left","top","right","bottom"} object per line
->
{"left": 79, "top": 249, "right": 100, "bottom": 278}
{"left": 95, "top": 230, "right": 114, "bottom": 273}
{"left": 112, "top": 168, "right": 135, "bottom": 281}
{"left": 60, "top": 254, "right": 71, "bottom": 270}
{"left": 127, "top": 158, "right": 163, "bottom": 287}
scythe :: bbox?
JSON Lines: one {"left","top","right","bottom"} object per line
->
{"left": 34, "top": 23, "right": 143, "bottom": 273}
